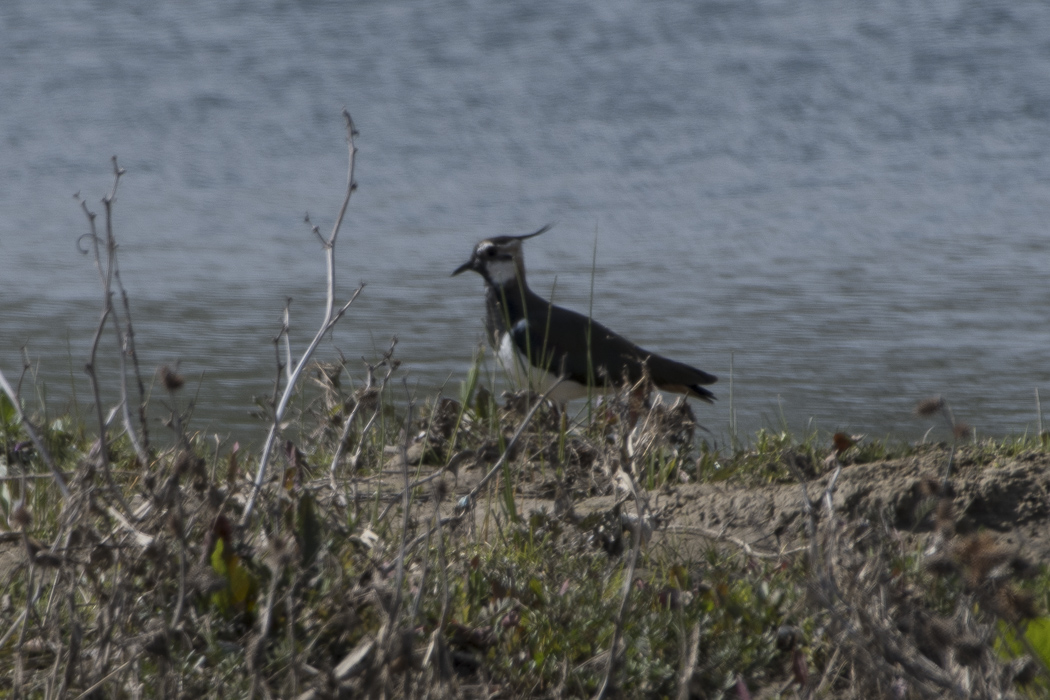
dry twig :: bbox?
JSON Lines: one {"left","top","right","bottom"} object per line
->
{"left": 243, "top": 110, "right": 365, "bottom": 525}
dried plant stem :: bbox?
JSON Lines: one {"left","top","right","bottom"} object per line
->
{"left": 77, "top": 158, "right": 143, "bottom": 512}
{"left": 465, "top": 382, "right": 562, "bottom": 505}
{"left": 794, "top": 458, "right": 972, "bottom": 696}
{"left": 665, "top": 525, "right": 795, "bottom": 559}
{"left": 0, "top": 607, "right": 27, "bottom": 650}
{"left": 595, "top": 454, "right": 647, "bottom": 699}
{"left": 1036, "top": 387, "right": 1043, "bottom": 436}
{"left": 676, "top": 622, "right": 701, "bottom": 700}
{"left": 171, "top": 545, "right": 187, "bottom": 631}
{"left": 0, "top": 369, "right": 70, "bottom": 499}
{"left": 57, "top": 583, "right": 80, "bottom": 697}
{"left": 243, "top": 110, "right": 364, "bottom": 525}
{"left": 329, "top": 398, "right": 365, "bottom": 478}
{"left": 285, "top": 577, "right": 300, "bottom": 696}
{"left": 271, "top": 302, "right": 291, "bottom": 409}
{"left": 84, "top": 302, "right": 112, "bottom": 464}
{"left": 15, "top": 556, "right": 40, "bottom": 695}
{"left": 251, "top": 568, "right": 282, "bottom": 698}
{"left": 330, "top": 340, "right": 399, "bottom": 482}
{"left": 72, "top": 659, "right": 134, "bottom": 700}
{"left": 388, "top": 390, "right": 415, "bottom": 628}
{"left": 115, "top": 274, "right": 150, "bottom": 456}
{"left": 79, "top": 178, "right": 115, "bottom": 478}
{"left": 106, "top": 253, "right": 148, "bottom": 465}
{"left": 282, "top": 302, "right": 294, "bottom": 385}
{"left": 941, "top": 401, "right": 959, "bottom": 485}
{"left": 400, "top": 383, "right": 561, "bottom": 562}
{"left": 423, "top": 488, "right": 453, "bottom": 682}
{"left": 407, "top": 514, "right": 433, "bottom": 634}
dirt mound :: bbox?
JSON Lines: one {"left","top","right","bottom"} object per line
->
{"left": 449, "top": 443, "right": 1050, "bottom": 563}
{"left": 641, "top": 447, "right": 1050, "bottom": 561}
{"left": 440, "top": 438, "right": 1050, "bottom": 570}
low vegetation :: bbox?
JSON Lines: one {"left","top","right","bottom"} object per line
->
{"left": 1, "top": 116, "right": 1048, "bottom": 699}
{"left": 2, "top": 377, "right": 1050, "bottom": 699}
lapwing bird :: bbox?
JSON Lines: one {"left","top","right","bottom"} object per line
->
{"left": 452, "top": 225, "right": 717, "bottom": 405}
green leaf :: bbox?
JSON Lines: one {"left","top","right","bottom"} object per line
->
{"left": 1024, "top": 618, "right": 1050, "bottom": 669}
{"left": 210, "top": 537, "right": 232, "bottom": 613}
{"left": 210, "top": 537, "right": 258, "bottom": 614}
{"left": 210, "top": 537, "right": 228, "bottom": 577}
{"left": 227, "top": 553, "right": 256, "bottom": 610}
{"left": 0, "top": 392, "right": 16, "bottom": 429}
{"left": 997, "top": 617, "right": 1050, "bottom": 670}
{"left": 528, "top": 577, "right": 545, "bottom": 605}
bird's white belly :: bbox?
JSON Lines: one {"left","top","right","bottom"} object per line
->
{"left": 496, "top": 332, "right": 594, "bottom": 403}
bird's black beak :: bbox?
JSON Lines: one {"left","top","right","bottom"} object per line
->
{"left": 451, "top": 257, "right": 475, "bottom": 277}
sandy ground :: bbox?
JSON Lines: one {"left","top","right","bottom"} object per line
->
{"left": 433, "top": 442, "right": 1050, "bottom": 565}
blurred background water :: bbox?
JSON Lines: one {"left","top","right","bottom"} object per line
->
{"left": 2, "top": 0, "right": 1049, "bottom": 446}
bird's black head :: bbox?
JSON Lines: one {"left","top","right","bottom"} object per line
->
{"left": 451, "top": 224, "right": 552, "bottom": 286}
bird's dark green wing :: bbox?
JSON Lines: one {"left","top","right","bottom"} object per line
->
{"left": 511, "top": 297, "right": 716, "bottom": 401}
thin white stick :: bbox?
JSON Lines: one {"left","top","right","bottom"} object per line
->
{"left": 242, "top": 110, "right": 363, "bottom": 525}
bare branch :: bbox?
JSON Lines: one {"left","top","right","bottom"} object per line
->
{"left": 282, "top": 299, "right": 293, "bottom": 386}
{"left": 114, "top": 263, "right": 151, "bottom": 458}
{"left": 78, "top": 161, "right": 135, "bottom": 514}
{"left": 241, "top": 111, "right": 362, "bottom": 525}
{"left": 102, "top": 159, "right": 150, "bottom": 465}
{"left": 332, "top": 284, "right": 366, "bottom": 326}
{"left": 270, "top": 307, "right": 289, "bottom": 410}
{"left": 80, "top": 197, "right": 113, "bottom": 473}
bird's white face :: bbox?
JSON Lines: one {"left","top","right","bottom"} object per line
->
{"left": 475, "top": 240, "right": 521, "bottom": 286}
{"left": 483, "top": 257, "right": 518, "bottom": 286}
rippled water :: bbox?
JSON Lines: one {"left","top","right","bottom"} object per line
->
{"left": 2, "top": 0, "right": 1049, "bottom": 443}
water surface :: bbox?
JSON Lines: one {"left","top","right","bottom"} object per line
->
{"left": 2, "top": 0, "right": 1049, "bottom": 444}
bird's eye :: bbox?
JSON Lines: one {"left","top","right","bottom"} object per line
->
{"left": 483, "top": 247, "right": 495, "bottom": 257}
